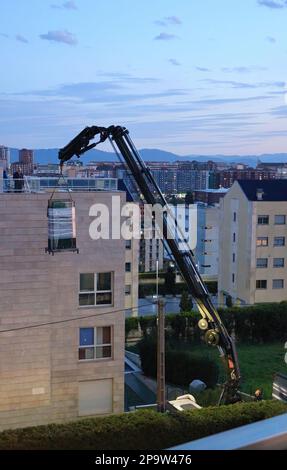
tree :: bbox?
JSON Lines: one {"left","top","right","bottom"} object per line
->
{"left": 185, "top": 192, "right": 194, "bottom": 205}
{"left": 179, "top": 291, "right": 193, "bottom": 313}
{"left": 226, "top": 295, "right": 233, "bottom": 308}
{"left": 164, "top": 265, "right": 176, "bottom": 296}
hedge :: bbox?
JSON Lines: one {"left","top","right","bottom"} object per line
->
{"left": 0, "top": 401, "right": 286, "bottom": 450}
{"left": 126, "top": 302, "right": 287, "bottom": 343}
{"left": 138, "top": 337, "right": 219, "bottom": 388}
{"left": 139, "top": 281, "right": 218, "bottom": 298}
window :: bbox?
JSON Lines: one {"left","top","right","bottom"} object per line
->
{"left": 274, "top": 237, "right": 285, "bottom": 247}
{"left": 233, "top": 233, "right": 236, "bottom": 243}
{"left": 125, "top": 262, "right": 131, "bottom": 272}
{"left": 79, "top": 273, "right": 113, "bottom": 307}
{"left": 275, "top": 215, "right": 286, "bottom": 225}
{"left": 232, "top": 274, "right": 235, "bottom": 284}
{"left": 79, "top": 327, "right": 112, "bottom": 360}
{"left": 273, "top": 279, "right": 284, "bottom": 289}
{"left": 257, "top": 258, "right": 268, "bottom": 268}
{"left": 233, "top": 253, "right": 236, "bottom": 263}
{"left": 125, "top": 240, "right": 132, "bottom": 249}
{"left": 258, "top": 215, "right": 269, "bottom": 225}
{"left": 125, "top": 285, "right": 131, "bottom": 295}
{"left": 257, "top": 237, "right": 268, "bottom": 247}
{"left": 256, "top": 280, "right": 267, "bottom": 289}
{"left": 274, "top": 258, "right": 285, "bottom": 268}
{"left": 233, "top": 212, "right": 237, "bottom": 222}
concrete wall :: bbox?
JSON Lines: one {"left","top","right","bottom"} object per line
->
{"left": 0, "top": 191, "right": 126, "bottom": 431}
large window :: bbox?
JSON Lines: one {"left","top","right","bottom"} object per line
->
{"left": 274, "top": 237, "right": 285, "bottom": 247}
{"left": 257, "top": 258, "right": 268, "bottom": 268}
{"left": 274, "top": 258, "right": 285, "bottom": 268}
{"left": 256, "top": 280, "right": 267, "bottom": 289}
{"left": 275, "top": 215, "right": 286, "bottom": 225}
{"left": 273, "top": 279, "right": 284, "bottom": 290}
{"left": 79, "top": 273, "right": 113, "bottom": 307}
{"left": 79, "top": 327, "right": 112, "bottom": 360}
{"left": 258, "top": 215, "right": 269, "bottom": 225}
{"left": 257, "top": 237, "right": 268, "bottom": 247}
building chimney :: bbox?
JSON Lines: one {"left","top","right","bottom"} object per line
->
{"left": 256, "top": 188, "right": 264, "bottom": 201}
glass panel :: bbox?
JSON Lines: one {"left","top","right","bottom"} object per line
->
{"left": 273, "top": 280, "right": 284, "bottom": 289}
{"left": 274, "top": 258, "right": 284, "bottom": 268}
{"left": 80, "top": 273, "right": 94, "bottom": 292}
{"left": 125, "top": 263, "right": 131, "bottom": 272}
{"left": 96, "top": 293, "right": 112, "bottom": 305}
{"left": 79, "top": 293, "right": 95, "bottom": 306}
{"left": 80, "top": 328, "right": 94, "bottom": 346}
{"left": 97, "top": 273, "right": 111, "bottom": 291}
{"left": 95, "top": 346, "right": 112, "bottom": 359}
{"left": 79, "top": 347, "right": 94, "bottom": 360}
{"left": 274, "top": 237, "right": 285, "bottom": 246}
{"left": 275, "top": 215, "right": 286, "bottom": 225}
{"left": 257, "top": 258, "right": 268, "bottom": 268}
{"left": 97, "top": 326, "right": 111, "bottom": 345}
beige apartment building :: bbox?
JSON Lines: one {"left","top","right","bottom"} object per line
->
{"left": 0, "top": 189, "right": 137, "bottom": 431}
{"left": 218, "top": 180, "right": 287, "bottom": 306}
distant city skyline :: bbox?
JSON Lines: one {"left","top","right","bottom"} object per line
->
{"left": 1, "top": 0, "right": 287, "bottom": 155}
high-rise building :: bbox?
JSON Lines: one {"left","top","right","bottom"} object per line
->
{"left": 0, "top": 145, "right": 10, "bottom": 170}
{"left": 218, "top": 180, "right": 287, "bottom": 306}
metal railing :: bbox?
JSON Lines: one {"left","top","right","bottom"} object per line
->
{"left": 169, "top": 412, "right": 287, "bottom": 450}
{"left": 0, "top": 177, "right": 118, "bottom": 193}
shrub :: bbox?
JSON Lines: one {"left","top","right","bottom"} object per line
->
{"left": 0, "top": 401, "right": 286, "bottom": 450}
{"left": 138, "top": 337, "right": 219, "bottom": 388}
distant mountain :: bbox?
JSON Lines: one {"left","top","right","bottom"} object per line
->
{"left": 9, "top": 147, "right": 287, "bottom": 167}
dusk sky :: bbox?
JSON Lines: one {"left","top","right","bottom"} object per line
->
{"left": 1, "top": 0, "right": 287, "bottom": 155}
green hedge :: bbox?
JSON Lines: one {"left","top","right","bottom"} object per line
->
{"left": 138, "top": 337, "right": 219, "bottom": 388}
{"left": 0, "top": 401, "right": 286, "bottom": 450}
{"left": 126, "top": 302, "right": 287, "bottom": 343}
{"left": 139, "top": 281, "right": 218, "bottom": 298}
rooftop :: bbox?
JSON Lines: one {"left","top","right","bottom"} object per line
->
{"left": 237, "top": 179, "right": 287, "bottom": 201}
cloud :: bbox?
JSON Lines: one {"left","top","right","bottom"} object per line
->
{"left": 258, "top": 0, "right": 287, "bottom": 8}
{"left": 39, "top": 30, "right": 78, "bottom": 45}
{"left": 196, "top": 67, "right": 211, "bottom": 72}
{"left": 16, "top": 34, "right": 29, "bottom": 44}
{"left": 266, "top": 36, "right": 276, "bottom": 43}
{"left": 221, "top": 66, "right": 268, "bottom": 73}
{"left": 0, "top": 33, "right": 9, "bottom": 38}
{"left": 165, "top": 16, "right": 182, "bottom": 25}
{"left": 51, "top": 1, "right": 77, "bottom": 9}
{"left": 202, "top": 79, "right": 285, "bottom": 89}
{"left": 169, "top": 58, "right": 181, "bottom": 66}
{"left": 154, "top": 32, "right": 177, "bottom": 41}
{"left": 154, "top": 16, "right": 182, "bottom": 26}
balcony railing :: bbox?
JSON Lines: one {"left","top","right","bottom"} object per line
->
{"left": 0, "top": 177, "right": 118, "bottom": 193}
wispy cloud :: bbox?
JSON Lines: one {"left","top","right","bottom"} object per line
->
{"left": 16, "top": 34, "right": 29, "bottom": 44}
{"left": 39, "top": 30, "right": 78, "bottom": 45}
{"left": 221, "top": 66, "right": 268, "bottom": 73}
{"left": 169, "top": 58, "right": 181, "bottom": 66}
{"left": 154, "top": 16, "right": 182, "bottom": 26}
{"left": 51, "top": 1, "right": 78, "bottom": 9}
{"left": 154, "top": 32, "right": 177, "bottom": 41}
{"left": 202, "top": 79, "right": 285, "bottom": 89}
{"left": 266, "top": 36, "right": 276, "bottom": 43}
{"left": 258, "top": 0, "right": 287, "bottom": 9}
{"left": 196, "top": 67, "right": 211, "bottom": 72}
{"left": 0, "top": 33, "right": 9, "bottom": 38}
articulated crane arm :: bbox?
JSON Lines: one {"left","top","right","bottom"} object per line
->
{"left": 59, "top": 125, "right": 241, "bottom": 405}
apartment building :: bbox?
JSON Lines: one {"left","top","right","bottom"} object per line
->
{"left": 0, "top": 188, "right": 137, "bottom": 431}
{"left": 218, "top": 180, "right": 287, "bottom": 306}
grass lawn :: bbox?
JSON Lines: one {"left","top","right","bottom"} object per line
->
{"left": 127, "top": 341, "right": 287, "bottom": 401}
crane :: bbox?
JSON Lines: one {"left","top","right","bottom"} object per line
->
{"left": 59, "top": 125, "right": 241, "bottom": 405}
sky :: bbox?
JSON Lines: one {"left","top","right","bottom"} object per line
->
{"left": 1, "top": 0, "right": 287, "bottom": 155}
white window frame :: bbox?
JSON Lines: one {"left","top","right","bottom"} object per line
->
{"left": 79, "top": 326, "right": 113, "bottom": 362}
{"left": 258, "top": 215, "right": 269, "bottom": 225}
{"left": 79, "top": 272, "right": 113, "bottom": 308}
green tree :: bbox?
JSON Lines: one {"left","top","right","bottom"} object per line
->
{"left": 185, "top": 192, "right": 194, "bottom": 205}
{"left": 179, "top": 291, "right": 193, "bottom": 312}
{"left": 164, "top": 265, "right": 176, "bottom": 296}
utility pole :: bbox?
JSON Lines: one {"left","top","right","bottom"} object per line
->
{"left": 157, "top": 298, "right": 166, "bottom": 413}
